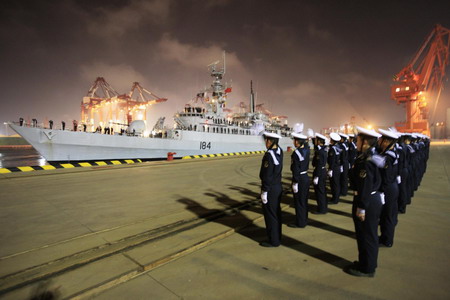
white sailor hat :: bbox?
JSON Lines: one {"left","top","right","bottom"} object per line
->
{"left": 411, "top": 133, "right": 418, "bottom": 139}
{"left": 348, "top": 133, "right": 355, "bottom": 138}
{"left": 355, "top": 126, "right": 381, "bottom": 138}
{"left": 315, "top": 132, "right": 326, "bottom": 140}
{"left": 329, "top": 132, "right": 341, "bottom": 142}
{"left": 291, "top": 132, "right": 307, "bottom": 139}
{"left": 339, "top": 133, "right": 349, "bottom": 139}
{"left": 378, "top": 128, "right": 399, "bottom": 139}
{"left": 263, "top": 132, "right": 282, "bottom": 139}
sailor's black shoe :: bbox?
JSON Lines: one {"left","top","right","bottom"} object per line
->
{"left": 287, "top": 223, "right": 305, "bottom": 228}
{"left": 379, "top": 237, "right": 393, "bottom": 248}
{"left": 345, "top": 266, "right": 375, "bottom": 277}
{"left": 259, "top": 241, "right": 279, "bottom": 248}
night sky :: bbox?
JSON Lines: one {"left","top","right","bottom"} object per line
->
{"left": 1, "top": 0, "right": 449, "bottom": 135}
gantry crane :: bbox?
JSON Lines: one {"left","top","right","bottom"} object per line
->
{"left": 81, "top": 77, "right": 167, "bottom": 131}
{"left": 391, "top": 24, "right": 450, "bottom": 136}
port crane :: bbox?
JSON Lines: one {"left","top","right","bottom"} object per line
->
{"left": 81, "top": 77, "right": 167, "bottom": 131}
{"left": 391, "top": 24, "right": 450, "bottom": 135}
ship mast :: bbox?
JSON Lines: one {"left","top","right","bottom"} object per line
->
{"left": 250, "top": 80, "right": 255, "bottom": 113}
{"left": 207, "top": 51, "right": 228, "bottom": 115}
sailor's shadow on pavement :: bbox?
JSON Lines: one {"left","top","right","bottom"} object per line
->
{"left": 177, "top": 187, "right": 352, "bottom": 269}
{"left": 228, "top": 185, "right": 354, "bottom": 239}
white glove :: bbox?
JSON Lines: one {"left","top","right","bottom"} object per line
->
{"left": 261, "top": 191, "right": 268, "bottom": 204}
{"left": 349, "top": 163, "right": 351, "bottom": 169}
{"left": 327, "top": 170, "right": 333, "bottom": 177}
{"left": 340, "top": 165, "right": 344, "bottom": 173}
{"left": 356, "top": 208, "right": 366, "bottom": 221}
{"left": 313, "top": 177, "right": 319, "bottom": 185}
{"left": 397, "top": 175, "right": 401, "bottom": 184}
{"left": 292, "top": 183, "right": 298, "bottom": 194}
{"left": 380, "top": 192, "right": 385, "bottom": 205}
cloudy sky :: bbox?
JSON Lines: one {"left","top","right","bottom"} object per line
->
{"left": 1, "top": 0, "right": 449, "bottom": 134}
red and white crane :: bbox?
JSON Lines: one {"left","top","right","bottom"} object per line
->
{"left": 391, "top": 24, "right": 450, "bottom": 136}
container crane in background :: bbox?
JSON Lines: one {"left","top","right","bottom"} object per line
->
{"left": 391, "top": 24, "right": 450, "bottom": 136}
{"left": 81, "top": 77, "right": 167, "bottom": 132}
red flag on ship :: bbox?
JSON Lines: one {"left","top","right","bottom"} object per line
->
{"left": 225, "top": 87, "right": 232, "bottom": 93}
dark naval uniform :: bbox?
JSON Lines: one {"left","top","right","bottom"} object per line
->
{"left": 348, "top": 140, "right": 357, "bottom": 168}
{"left": 312, "top": 144, "right": 327, "bottom": 213}
{"left": 406, "top": 142, "right": 416, "bottom": 203}
{"left": 379, "top": 149, "right": 399, "bottom": 247}
{"left": 260, "top": 147, "right": 283, "bottom": 246}
{"left": 349, "top": 148, "right": 383, "bottom": 275}
{"left": 340, "top": 141, "right": 350, "bottom": 196}
{"left": 396, "top": 142, "right": 409, "bottom": 213}
{"left": 328, "top": 144, "right": 341, "bottom": 204}
{"left": 291, "top": 145, "right": 310, "bottom": 227}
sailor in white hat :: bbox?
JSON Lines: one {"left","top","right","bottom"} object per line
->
{"left": 327, "top": 132, "right": 342, "bottom": 204}
{"left": 311, "top": 132, "right": 328, "bottom": 214}
{"left": 289, "top": 133, "right": 310, "bottom": 228}
{"left": 346, "top": 126, "right": 382, "bottom": 277}
{"left": 401, "top": 133, "right": 417, "bottom": 204}
{"left": 259, "top": 132, "right": 284, "bottom": 247}
{"left": 414, "top": 133, "right": 427, "bottom": 190}
{"left": 419, "top": 132, "right": 430, "bottom": 187}
{"left": 406, "top": 133, "right": 420, "bottom": 200}
{"left": 377, "top": 129, "right": 400, "bottom": 248}
{"left": 348, "top": 133, "right": 357, "bottom": 168}
{"left": 395, "top": 131, "right": 409, "bottom": 214}
{"left": 338, "top": 133, "right": 350, "bottom": 196}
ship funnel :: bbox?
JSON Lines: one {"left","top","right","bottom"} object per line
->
{"left": 250, "top": 81, "right": 255, "bottom": 113}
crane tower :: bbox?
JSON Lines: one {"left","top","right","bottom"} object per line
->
{"left": 391, "top": 24, "right": 450, "bottom": 136}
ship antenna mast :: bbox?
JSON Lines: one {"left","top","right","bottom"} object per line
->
{"left": 223, "top": 51, "right": 226, "bottom": 75}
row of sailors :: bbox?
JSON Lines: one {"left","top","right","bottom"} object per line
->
{"left": 19, "top": 118, "right": 135, "bottom": 136}
{"left": 259, "top": 127, "right": 430, "bottom": 278}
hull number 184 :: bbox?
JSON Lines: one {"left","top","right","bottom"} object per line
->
{"left": 200, "top": 141, "right": 211, "bottom": 150}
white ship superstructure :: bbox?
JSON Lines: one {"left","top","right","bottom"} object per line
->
{"left": 9, "top": 54, "right": 295, "bottom": 162}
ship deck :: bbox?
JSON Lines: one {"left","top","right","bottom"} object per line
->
{"left": 0, "top": 143, "right": 449, "bottom": 299}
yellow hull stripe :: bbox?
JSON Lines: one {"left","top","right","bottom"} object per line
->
{"left": 0, "top": 159, "right": 143, "bottom": 173}
{"left": 182, "top": 150, "right": 265, "bottom": 160}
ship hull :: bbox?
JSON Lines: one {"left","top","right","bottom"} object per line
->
{"left": 9, "top": 124, "right": 293, "bottom": 162}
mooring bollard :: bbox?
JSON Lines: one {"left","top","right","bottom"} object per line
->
{"left": 167, "top": 152, "right": 177, "bottom": 161}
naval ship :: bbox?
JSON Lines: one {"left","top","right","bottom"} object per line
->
{"left": 8, "top": 56, "right": 295, "bottom": 162}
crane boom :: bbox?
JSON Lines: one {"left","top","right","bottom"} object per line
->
{"left": 391, "top": 24, "right": 450, "bottom": 136}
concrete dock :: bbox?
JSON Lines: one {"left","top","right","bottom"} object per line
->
{"left": 0, "top": 144, "right": 449, "bottom": 299}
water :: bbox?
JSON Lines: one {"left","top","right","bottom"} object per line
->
{"left": 0, "top": 147, "right": 48, "bottom": 168}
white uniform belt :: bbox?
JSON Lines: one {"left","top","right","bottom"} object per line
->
{"left": 268, "top": 150, "right": 279, "bottom": 165}
{"left": 371, "top": 191, "right": 377, "bottom": 195}
{"left": 300, "top": 171, "right": 307, "bottom": 175}
{"left": 295, "top": 149, "right": 304, "bottom": 161}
